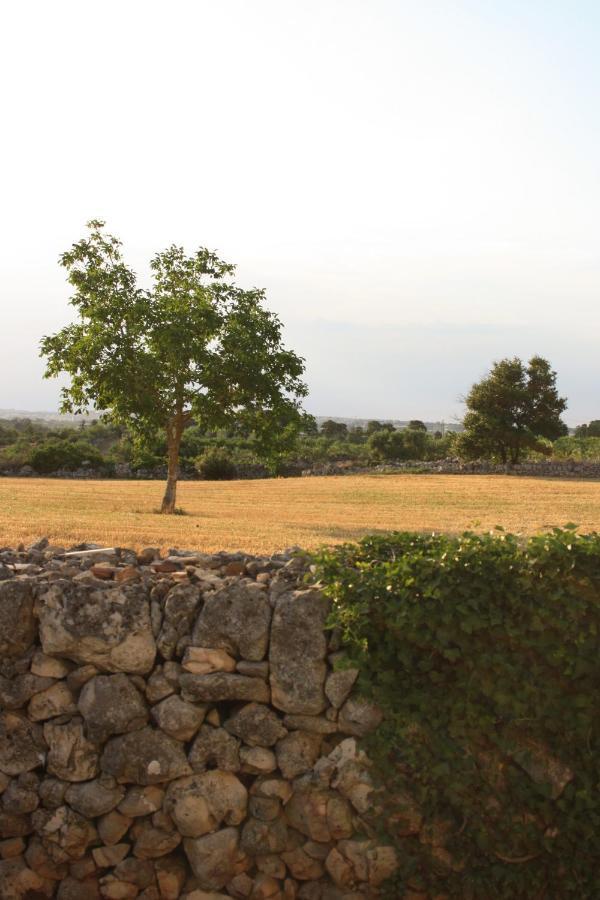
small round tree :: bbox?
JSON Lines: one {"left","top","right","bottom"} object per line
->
{"left": 41, "top": 221, "right": 310, "bottom": 512}
{"left": 459, "top": 356, "right": 567, "bottom": 464}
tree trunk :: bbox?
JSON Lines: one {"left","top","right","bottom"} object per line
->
{"left": 161, "top": 415, "right": 183, "bottom": 514}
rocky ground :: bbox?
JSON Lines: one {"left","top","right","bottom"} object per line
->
{"left": 0, "top": 539, "right": 396, "bottom": 899}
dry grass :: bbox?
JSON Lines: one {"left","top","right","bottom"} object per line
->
{"left": 0, "top": 474, "right": 599, "bottom": 554}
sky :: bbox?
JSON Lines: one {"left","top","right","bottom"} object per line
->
{"left": 1, "top": 0, "right": 599, "bottom": 425}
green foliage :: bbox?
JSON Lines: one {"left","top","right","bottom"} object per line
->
{"left": 460, "top": 356, "right": 567, "bottom": 464}
{"left": 368, "top": 428, "right": 451, "bottom": 461}
{"left": 320, "top": 419, "right": 349, "bottom": 439}
{"left": 315, "top": 528, "right": 600, "bottom": 899}
{"left": 552, "top": 436, "right": 600, "bottom": 461}
{"left": 365, "top": 420, "right": 395, "bottom": 434}
{"left": 195, "top": 447, "right": 237, "bottom": 480}
{"left": 40, "top": 220, "right": 310, "bottom": 511}
{"left": 29, "top": 438, "right": 106, "bottom": 474}
{"left": 575, "top": 420, "right": 600, "bottom": 438}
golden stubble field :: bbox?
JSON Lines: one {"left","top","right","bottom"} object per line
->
{"left": 0, "top": 474, "right": 598, "bottom": 554}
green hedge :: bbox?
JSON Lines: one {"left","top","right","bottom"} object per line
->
{"left": 315, "top": 528, "right": 600, "bottom": 899}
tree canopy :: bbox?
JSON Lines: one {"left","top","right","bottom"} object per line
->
{"left": 459, "top": 355, "right": 567, "bottom": 464}
{"left": 575, "top": 420, "right": 600, "bottom": 438}
{"left": 40, "top": 220, "right": 310, "bottom": 511}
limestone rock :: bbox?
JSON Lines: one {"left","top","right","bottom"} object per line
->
{"left": 236, "top": 660, "right": 269, "bottom": 680}
{"left": 98, "top": 810, "right": 132, "bottom": 845}
{"left": 2, "top": 776, "right": 39, "bottom": 814}
{"left": 181, "top": 673, "right": 270, "bottom": 704}
{"left": 151, "top": 694, "right": 207, "bottom": 741}
{"left": 44, "top": 720, "right": 99, "bottom": 782}
{"left": 64, "top": 775, "right": 125, "bottom": 818}
{"left": 184, "top": 827, "right": 248, "bottom": 890}
{"left": 38, "top": 580, "right": 156, "bottom": 674}
{"left": 92, "top": 842, "right": 130, "bottom": 867}
{"left": 30, "top": 650, "right": 72, "bottom": 679}
{"left": 57, "top": 875, "right": 101, "bottom": 899}
{"left": 0, "top": 580, "right": 36, "bottom": 659}
{"left": 275, "top": 732, "right": 322, "bottom": 780}
{"left": 286, "top": 789, "right": 353, "bottom": 842}
{"left": 165, "top": 771, "right": 248, "bottom": 837}
{"left": 28, "top": 682, "right": 77, "bottom": 721}
{"left": 32, "top": 804, "right": 97, "bottom": 862}
{"left": 157, "top": 583, "right": 203, "bottom": 660}
{"left": 189, "top": 726, "right": 241, "bottom": 773}
{"left": 192, "top": 582, "right": 272, "bottom": 661}
{"left": 0, "top": 713, "right": 46, "bottom": 775}
{"left": 283, "top": 715, "right": 338, "bottom": 735}
{"left": 0, "top": 857, "right": 53, "bottom": 899}
{"left": 281, "top": 846, "right": 325, "bottom": 881}
{"left": 117, "top": 785, "right": 165, "bottom": 818}
{"left": 131, "top": 818, "right": 181, "bottom": 859}
{"left": 154, "top": 854, "right": 187, "bottom": 897}
{"left": 114, "top": 855, "right": 156, "bottom": 888}
{"left": 101, "top": 727, "right": 191, "bottom": 784}
{"left": 182, "top": 647, "right": 237, "bottom": 675}
{"left": 225, "top": 703, "right": 287, "bottom": 748}
{"left": 240, "top": 746, "right": 277, "bottom": 775}
{"left": 337, "top": 697, "right": 383, "bottom": 737}
{"left": 324, "top": 668, "right": 358, "bottom": 710}
{"left": 0, "top": 674, "right": 56, "bottom": 710}
{"left": 269, "top": 590, "right": 330, "bottom": 715}
{"left": 240, "top": 815, "right": 288, "bottom": 855}
{"left": 39, "top": 777, "right": 68, "bottom": 809}
{"left": 78, "top": 673, "right": 149, "bottom": 743}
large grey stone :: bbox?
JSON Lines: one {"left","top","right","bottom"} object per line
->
{"left": 0, "top": 713, "right": 46, "bottom": 776}
{"left": 156, "top": 583, "right": 203, "bottom": 660}
{"left": 101, "top": 726, "right": 191, "bottom": 784}
{"left": 269, "top": 589, "right": 330, "bottom": 714}
{"left": 37, "top": 580, "right": 156, "bottom": 674}
{"left": 165, "top": 771, "right": 248, "bottom": 837}
{"left": 44, "top": 720, "right": 99, "bottom": 783}
{"left": 151, "top": 694, "right": 207, "bottom": 741}
{"left": 64, "top": 775, "right": 125, "bottom": 818}
{"left": 180, "top": 673, "right": 270, "bottom": 703}
{"left": 224, "top": 703, "right": 287, "bottom": 748}
{"left": 188, "top": 726, "right": 241, "bottom": 773}
{"left": 0, "top": 580, "right": 36, "bottom": 658}
{"left": 183, "top": 827, "right": 248, "bottom": 890}
{"left": 78, "top": 673, "right": 148, "bottom": 743}
{"left": 192, "top": 582, "right": 271, "bottom": 661}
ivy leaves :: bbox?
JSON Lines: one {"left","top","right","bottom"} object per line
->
{"left": 315, "top": 529, "right": 600, "bottom": 899}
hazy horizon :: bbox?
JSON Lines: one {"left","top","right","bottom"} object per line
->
{"left": 1, "top": 1, "right": 599, "bottom": 425}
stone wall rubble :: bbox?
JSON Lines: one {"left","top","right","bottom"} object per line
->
{"left": 0, "top": 540, "right": 396, "bottom": 899}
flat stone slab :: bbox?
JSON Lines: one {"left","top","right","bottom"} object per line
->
{"left": 180, "top": 673, "right": 270, "bottom": 704}
{"left": 37, "top": 580, "right": 156, "bottom": 675}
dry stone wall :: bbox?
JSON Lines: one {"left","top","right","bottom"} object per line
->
{"left": 0, "top": 540, "right": 396, "bottom": 900}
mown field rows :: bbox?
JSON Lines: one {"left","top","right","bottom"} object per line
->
{"left": 0, "top": 474, "right": 599, "bottom": 554}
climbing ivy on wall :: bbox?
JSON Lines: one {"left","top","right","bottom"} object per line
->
{"left": 314, "top": 528, "right": 600, "bottom": 899}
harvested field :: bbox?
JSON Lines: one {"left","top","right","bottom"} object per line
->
{"left": 0, "top": 474, "right": 598, "bottom": 554}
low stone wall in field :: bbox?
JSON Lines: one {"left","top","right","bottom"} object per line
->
{"left": 303, "top": 458, "right": 600, "bottom": 477}
{"left": 0, "top": 540, "right": 395, "bottom": 900}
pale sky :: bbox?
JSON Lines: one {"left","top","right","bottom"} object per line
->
{"left": 1, "top": 0, "right": 599, "bottom": 424}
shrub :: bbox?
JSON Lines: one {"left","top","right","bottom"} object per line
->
{"left": 29, "top": 439, "right": 105, "bottom": 474}
{"left": 195, "top": 447, "right": 237, "bottom": 480}
{"left": 315, "top": 528, "right": 600, "bottom": 899}
{"left": 552, "top": 436, "right": 600, "bottom": 462}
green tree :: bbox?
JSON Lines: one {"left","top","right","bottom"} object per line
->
{"left": 407, "top": 419, "right": 427, "bottom": 432}
{"left": 459, "top": 356, "right": 567, "bottom": 464}
{"left": 575, "top": 419, "right": 600, "bottom": 438}
{"left": 320, "top": 419, "right": 348, "bottom": 439}
{"left": 366, "top": 419, "right": 394, "bottom": 434}
{"left": 41, "top": 220, "right": 310, "bottom": 512}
